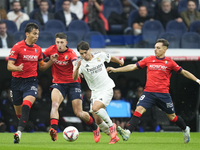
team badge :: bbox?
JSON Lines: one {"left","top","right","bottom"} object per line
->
{"left": 165, "top": 60, "right": 168, "bottom": 64}
{"left": 97, "top": 57, "right": 101, "bottom": 62}
{"left": 65, "top": 55, "right": 68, "bottom": 60}
{"left": 35, "top": 48, "right": 37, "bottom": 53}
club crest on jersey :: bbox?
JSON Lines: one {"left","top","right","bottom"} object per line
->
{"left": 65, "top": 55, "right": 68, "bottom": 60}
{"left": 97, "top": 57, "right": 101, "bottom": 62}
{"left": 165, "top": 60, "right": 168, "bottom": 64}
{"left": 35, "top": 48, "right": 37, "bottom": 53}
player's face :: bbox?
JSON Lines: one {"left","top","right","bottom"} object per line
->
{"left": 154, "top": 42, "right": 167, "bottom": 58}
{"left": 56, "top": 38, "right": 68, "bottom": 52}
{"left": 26, "top": 28, "right": 39, "bottom": 44}
{"left": 79, "top": 49, "right": 92, "bottom": 61}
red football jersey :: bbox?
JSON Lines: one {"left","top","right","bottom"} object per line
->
{"left": 43, "top": 45, "right": 80, "bottom": 83}
{"left": 8, "top": 40, "right": 43, "bottom": 78}
{"left": 136, "top": 56, "right": 182, "bottom": 93}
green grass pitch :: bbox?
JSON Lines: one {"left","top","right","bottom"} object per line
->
{"left": 1, "top": 132, "right": 200, "bottom": 150}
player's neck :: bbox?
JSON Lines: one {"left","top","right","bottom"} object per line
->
{"left": 25, "top": 39, "right": 34, "bottom": 46}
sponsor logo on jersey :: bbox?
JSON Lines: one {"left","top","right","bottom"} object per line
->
{"left": 55, "top": 60, "right": 68, "bottom": 65}
{"left": 97, "top": 57, "right": 101, "bottom": 62}
{"left": 149, "top": 64, "right": 167, "bottom": 71}
{"left": 85, "top": 64, "right": 89, "bottom": 67}
{"left": 23, "top": 55, "right": 38, "bottom": 61}
{"left": 65, "top": 55, "right": 68, "bottom": 60}
{"left": 86, "top": 64, "right": 103, "bottom": 74}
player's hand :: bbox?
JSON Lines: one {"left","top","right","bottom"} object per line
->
{"left": 50, "top": 53, "right": 59, "bottom": 62}
{"left": 76, "top": 60, "right": 82, "bottom": 69}
{"left": 120, "top": 58, "right": 124, "bottom": 66}
{"left": 79, "top": 73, "right": 84, "bottom": 78}
{"left": 107, "top": 67, "right": 116, "bottom": 73}
{"left": 17, "top": 63, "right": 23, "bottom": 71}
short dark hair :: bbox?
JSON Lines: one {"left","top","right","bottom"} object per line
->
{"left": 55, "top": 32, "right": 67, "bottom": 39}
{"left": 40, "top": 0, "right": 49, "bottom": 4}
{"left": 24, "top": 23, "right": 39, "bottom": 33}
{"left": 0, "top": 21, "right": 6, "bottom": 26}
{"left": 156, "top": 39, "right": 169, "bottom": 47}
{"left": 12, "top": 1, "right": 20, "bottom": 6}
{"left": 77, "top": 41, "right": 90, "bottom": 51}
{"left": 63, "top": 0, "right": 71, "bottom": 4}
{"left": 187, "top": 0, "right": 196, "bottom": 4}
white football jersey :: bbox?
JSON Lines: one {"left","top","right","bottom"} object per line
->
{"left": 79, "top": 51, "right": 115, "bottom": 91}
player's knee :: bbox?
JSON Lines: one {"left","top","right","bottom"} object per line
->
{"left": 92, "top": 106, "right": 100, "bottom": 113}
{"left": 51, "top": 101, "right": 60, "bottom": 110}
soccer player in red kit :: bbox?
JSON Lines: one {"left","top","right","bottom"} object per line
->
{"left": 43, "top": 33, "right": 100, "bottom": 142}
{"left": 7, "top": 23, "right": 58, "bottom": 144}
{"left": 107, "top": 39, "right": 200, "bottom": 143}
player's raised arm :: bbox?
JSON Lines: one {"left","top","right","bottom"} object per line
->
{"left": 7, "top": 60, "right": 23, "bottom": 72}
{"left": 39, "top": 53, "right": 58, "bottom": 71}
{"left": 107, "top": 64, "right": 138, "bottom": 73}
{"left": 180, "top": 69, "right": 200, "bottom": 85}
{"left": 110, "top": 56, "right": 124, "bottom": 66}
{"left": 72, "top": 60, "right": 81, "bottom": 81}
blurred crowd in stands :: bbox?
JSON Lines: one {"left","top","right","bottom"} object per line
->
{"left": 0, "top": 0, "right": 200, "bottom": 49}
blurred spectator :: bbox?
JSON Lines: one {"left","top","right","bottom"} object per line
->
{"left": 0, "top": 21, "right": 15, "bottom": 48}
{"left": 131, "top": 85, "right": 160, "bottom": 132}
{"left": 33, "top": 0, "right": 54, "bottom": 29}
{"left": 132, "top": 6, "right": 152, "bottom": 36}
{"left": 111, "top": 87, "right": 127, "bottom": 129}
{"left": 138, "top": 0, "right": 160, "bottom": 18}
{"left": 55, "top": 0, "right": 78, "bottom": 29}
{"left": 0, "top": 6, "right": 8, "bottom": 20}
{"left": 121, "top": 0, "right": 132, "bottom": 18}
{"left": 0, "top": 109, "right": 7, "bottom": 132}
{"left": 29, "top": 85, "right": 51, "bottom": 131}
{"left": 115, "top": 75, "right": 128, "bottom": 98}
{"left": 180, "top": 0, "right": 200, "bottom": 28}
{"left": 154, "top": 0, "right": 182, "bottom": 28}
{"left": 0, "top": 88, "right": 18, "bottom": 132}
{"left": 83, "top": 0, "right": 109, "bottom": 35}
{"left": 171, "top": 0, "right": 181, "bottom": 10}
{"left": 7, "top": 1, "right": 29, "bottom": 30}
{"left": 70, "top": 0, "right": 83, "bottom": 20}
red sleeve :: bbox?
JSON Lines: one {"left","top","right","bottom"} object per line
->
{"left": 136, "top": 57, "right": 149, "bottom": 69}
{"left": 171, "top": 60, "right": 182, "bottom": 73}
{"left": 43, "top": 47, "right": 51, "bottom": 58}
{"left": 83, "top": 2, "right": 88, "bottom": 15}
{"left": 8, "top": 45, "right": 18, "bottom": 61}
{"left": 38, "top": 47, "right": 43, "bottom": 62}
{"left": 70, "top": 50, "right": 77, "bottom": 62}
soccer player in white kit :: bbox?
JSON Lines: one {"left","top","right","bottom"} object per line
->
{"left": 73, "top": 41, "right": 124, "bottom": 144}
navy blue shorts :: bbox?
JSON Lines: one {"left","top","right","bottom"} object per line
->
{"left": 10, "top": 77, "right": 38, "bottom": 105}
{"left": 50, "top": 82, "right": 82, "bottom": 101}
{"left": 137, "top": 91, "right": 175, "bottom": 114}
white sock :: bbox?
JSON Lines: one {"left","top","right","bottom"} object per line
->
{"left": 98, "top": 121, "right": 110, "bottom": 135}
{"left": 94, "top": 108, "right": 113, "bottom": 127}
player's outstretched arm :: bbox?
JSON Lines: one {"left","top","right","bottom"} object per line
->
{"left": 73, "top": 60, "right": 81, "bottom": 81}
{"left": 180, "top": 69, "right": 200, "bottom": 85}
{"left": 39, "top": 54, "right": 58, "bottom": 71}
{"left": 107, "top": 64, "right": 138, "bottom": 73}
{"left": 110, "top": 56, "right": 124, "bottom": 66}
{"left": 7, "top": 60, "right": 23, "bottom": 71}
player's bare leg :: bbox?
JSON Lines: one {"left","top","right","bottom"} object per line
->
{"left": 72, "top": 99, "right": 100, "bottom": 143}
{"left": 167, "top": 113, "right": 190, "bottom": 143}
{"left": 14, "top": 96, "right": 35, "bottom": 144}
{"left": 92, "top": 101, "right": 117, "bottom": 139}
{"left": 93, "top": 113, "right": 119, "bottom": 144}
{"left": 49, "top": 88, "right": 63, "bottom": 141}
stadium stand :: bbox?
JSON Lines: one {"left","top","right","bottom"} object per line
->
{"left": 189, "top": 21, "right": 200, "bottom": 32}
{"left": 181, "top": 32, "right": 200, "bottom": 48}
{"left": 83, "top": 31, "right": 106, "bottom": 48}
{"left": 159, "top": 32, "right": 180, "bottom": 48}
{"left": 63, "top": 31, "right": 82, "bottom": 48}
{"left": 13, "top": 31, "right": 26, "bottom": 43}
{"left": 19, "top": 20, "right": 42, "bottom": 31}
{"left": 44, "top": 20, "right": 66, "bottom": 35}
{"left": 36, "top": 31, "right": 55, "bottom": 48}
{"left": 1, "top": 19, "right": 18, "bottom": 34}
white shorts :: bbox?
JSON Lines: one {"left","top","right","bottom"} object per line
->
{"left": 90, "top": 88, "right": 113, "bottom": 112}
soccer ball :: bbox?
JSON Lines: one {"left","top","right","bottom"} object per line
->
{"left": 63, "top": 126, "right": 79, "bottom": 142}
